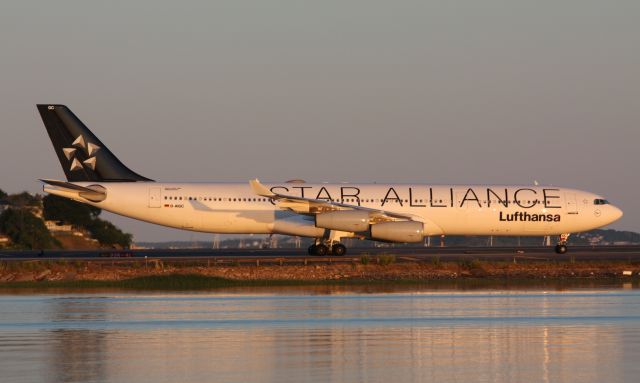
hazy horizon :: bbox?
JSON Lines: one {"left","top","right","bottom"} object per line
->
{"left": 1, "top": 1, "right": 638, "bottom": 242}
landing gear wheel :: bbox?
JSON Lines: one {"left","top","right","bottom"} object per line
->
{"left": 307, "top": 244, "right": 317, "bottom": 256}
{"left": 331, "top": 243, "right": 347, "bottom": 256}
{"left": 314, "top": 244, "right": 329, "bottom": 256}
{"left": 555, "top": 244, "right": 568, "bottom": 254}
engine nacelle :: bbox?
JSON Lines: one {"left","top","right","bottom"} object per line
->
{"left": 273, "top": 215, "right": 326, "bottom": 237}
{"left": 370, "top": 221, "right": 424, "bottom": 242}
{"left": 315, "top": 210, "right": 370, "bottom": 232}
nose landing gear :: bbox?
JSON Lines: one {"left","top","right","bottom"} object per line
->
{"left": 555, "top": 234, "right": 570, "bottom": 254}
{"left": 555, "top": 244, "right": 568, "bottom": 254}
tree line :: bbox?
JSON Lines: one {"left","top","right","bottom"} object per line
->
{"left": 0, "top": 188, "right": 131, "bottom": 249}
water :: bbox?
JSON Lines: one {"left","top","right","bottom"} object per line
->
{"left": 1, "top": 285, "right": 640, "bottom": 383}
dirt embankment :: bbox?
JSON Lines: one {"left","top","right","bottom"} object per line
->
{"left": 1, "top": 259, "right": 639, "bottom": 284}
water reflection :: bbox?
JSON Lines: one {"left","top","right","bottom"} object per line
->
{"left": 0, "top": 287, "right": 639, "bottom": 383}
{"left": 48, "top": 329, "right": 108, "bottom": 383}
{"left": 47, "top": 298, "right": 109, "bottom": 383}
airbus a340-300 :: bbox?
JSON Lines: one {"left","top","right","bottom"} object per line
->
{"left": 38, "top": 105, "right": 623, "bottom": 255}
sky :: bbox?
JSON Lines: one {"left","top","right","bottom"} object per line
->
{"left": 0, "top": 0, "right": 638, "bottom": 242}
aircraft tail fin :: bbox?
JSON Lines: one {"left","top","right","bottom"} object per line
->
{"left": 37, "top": 104, "right": 153, "bottom": 182}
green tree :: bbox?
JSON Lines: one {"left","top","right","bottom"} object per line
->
{"left": 86, "top": 218, "right": 132, "bottom": 248}
{"left": 8, "top": 192, "right": 41, "bottom": 207}
{"left": 0, "top": 208, "right": 58, "bottom": 249}
{"left": 42, "top": 195, "right": 132, "bottom": 248}
{"left": 0, "top": 188, "right": 7, "bottom": 200}
{"left": 43, "top": 195, "right": 101, "bottom": 227}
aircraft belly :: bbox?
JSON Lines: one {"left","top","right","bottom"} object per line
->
{"left": 197, "top": 210, "right": 272, "bottom": 233}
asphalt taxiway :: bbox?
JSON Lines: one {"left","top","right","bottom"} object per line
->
{"left": 1, "top": 246, "right": 640, "bottom": 263}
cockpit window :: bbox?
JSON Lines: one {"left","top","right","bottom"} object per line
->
{"left": 593, "top": 199, "right": 609, "bottom": 205}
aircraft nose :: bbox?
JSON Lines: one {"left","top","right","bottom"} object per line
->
{"left": 610, "top": 205, "right": 623, "bottom": 222}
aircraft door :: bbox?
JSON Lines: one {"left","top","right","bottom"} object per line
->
{"left": 566, "top": 193, "right": 578, "bottom": 214}
{"left": 149, "top": 186, "right": 161, "bottom": 208}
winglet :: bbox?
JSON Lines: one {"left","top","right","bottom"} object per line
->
{"left": 249, "top": 179, "right": 276, "bottom": 197}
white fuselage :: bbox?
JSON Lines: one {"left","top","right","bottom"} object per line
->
{"left": 44, "top": 182, "right": 623, "bottom": 239}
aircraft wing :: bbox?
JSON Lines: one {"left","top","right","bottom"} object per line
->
{"left": 249, "top": 179, "right": 421, "bottom": 222}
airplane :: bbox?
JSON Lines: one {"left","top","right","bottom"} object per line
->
{"left": 37, "top": 104, "right": 623, "bottom": 255}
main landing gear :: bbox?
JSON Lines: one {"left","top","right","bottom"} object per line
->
{"left": 308, "top": 231, "right": 349, "bottom": 256}
{"left": 555, "top": 233, "right": 570, "bottom": 254}
{"left": 308, "top": 242, "right": 347, "bottom": 256}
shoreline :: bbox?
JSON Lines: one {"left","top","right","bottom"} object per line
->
{"left": 1, "top": 259, "right": 639, "bottom": 290}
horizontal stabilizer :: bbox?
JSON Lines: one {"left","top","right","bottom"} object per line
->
{"left": 40, "top": 179, "right": 107, "bottom": 203}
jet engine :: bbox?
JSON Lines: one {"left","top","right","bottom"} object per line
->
{"left": 315, "top": 210, "right": 370, "bottom": 232}
{"left": 369, "top": 221, "right": 424, "bottom": 242}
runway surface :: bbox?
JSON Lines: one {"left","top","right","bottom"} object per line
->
{"left": 2, "top": 245, "right": 640, "bottom": 263}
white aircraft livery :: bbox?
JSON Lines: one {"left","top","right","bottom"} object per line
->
{"left": 38, "top": 105, "right": 623, "bottom": 255}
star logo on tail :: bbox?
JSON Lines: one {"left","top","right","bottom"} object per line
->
{"left": 64, "top": 135, "right": 100, "bottom": 172}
